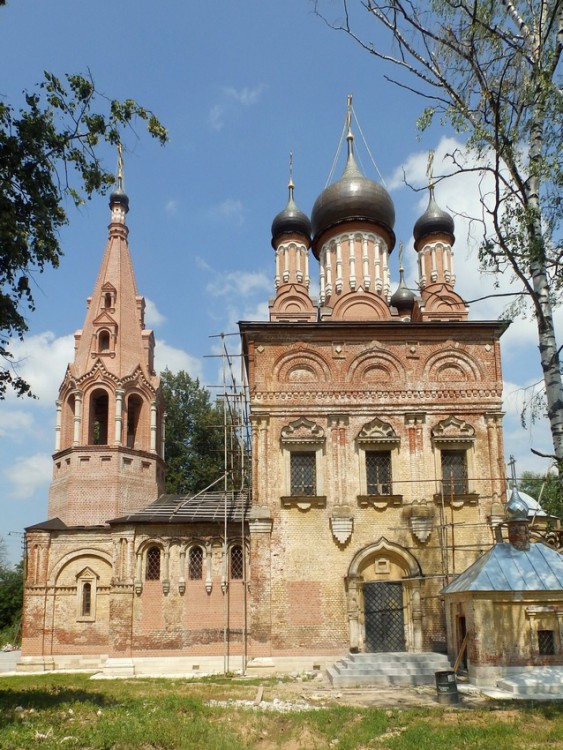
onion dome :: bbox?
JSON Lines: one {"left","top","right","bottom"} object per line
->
{"left": 110, "top": 146, "right": 129, "bottom": 214}
{"left": 506, "top": 486, "right": 529, "bottom": 521}
{"left": 311, "top": 129, "right": 395, "bottom": 257}
{"left": 413, "top": 186, "right": 454, "bottom": 245}
{"left": 390, "top": 267, "right": 416, "bottom": 316}
{"left": 109, "top": 185, "right": 129, "bottom": 213}
{"left": 271, "top": 179, "right": 311, "bottom": 247}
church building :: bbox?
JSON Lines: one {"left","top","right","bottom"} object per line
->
{"left": 19, "top": 111, "right": 508, "bottom": 677}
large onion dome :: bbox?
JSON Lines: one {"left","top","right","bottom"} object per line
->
{"left": 311, "top": 131, "right": 395, "bottom": 258}
{"left": 413, "top": 186, "right": 454, "bottom": 246}
{"left": 390, "top": 267, "right": 416, "bottom": 316}
{"left": 271, "top": 180, "right": 311, "bottom": 247}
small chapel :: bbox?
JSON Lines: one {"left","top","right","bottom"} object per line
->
{"left": 19, "top": 107, "right": 511, "bottom": 679}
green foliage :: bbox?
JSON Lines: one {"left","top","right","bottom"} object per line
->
{"left": 519, "top": 470, "right": 563, "bottom": 519}
{"left": 0, "top": 539, "right": 23, "bottom": 644}
{"left": 0, "top": 65, "right": 167, "bottom": 399}
{"left": 161, "top": 369, "right": 225, "bottom": 495}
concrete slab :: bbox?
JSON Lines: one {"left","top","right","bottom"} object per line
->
{"left": 0, "top": 650, "right": 21, "bottom": 675}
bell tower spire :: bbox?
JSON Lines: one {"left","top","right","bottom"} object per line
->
{"left": 49, "top": 151, "right": 165, "bottom": 526}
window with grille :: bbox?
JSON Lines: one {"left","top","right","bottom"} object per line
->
{"left": 145, "top": 546, "right": 161, "bottom": 580}
{"left": 441, "top": 450, "right": 468, "bottom": 495}
{"left": 189, "top": 546, "right": 203, "bottom": 580}
{"left": 366, "top": 451, "right": 392, "bottom": 495}
{"left": 81, "top": 582, "right": 92, "bottom": 617}
{"left": 538, "top": 629, "right": 555, "bottom": 656}
{"left": 290, "top": 452, "right": 316, "bottom": 496}
{"left": 230, "top": 545, "right": 244, "bottom": 580}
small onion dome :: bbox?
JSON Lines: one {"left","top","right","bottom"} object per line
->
{"left": 311, "top": 133, "right": 395, "bottom": 258}
{"left": 506, "top": 486, "right": 529, "bottom": 521}
{"left": 413, "top": 186, "right": 454, "bottom": 246}
{"left": 390, "top": 268, "right": 416, "bottom": 316}
{"left": 271, "top": 182, "right": 311, "bottom": 248}
{"left": 109, "top": 185, "right": 129, "bottom": 213}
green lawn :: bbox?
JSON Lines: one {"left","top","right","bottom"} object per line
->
{"left": 1, "top": 674, "right": 563, "bottom": 749}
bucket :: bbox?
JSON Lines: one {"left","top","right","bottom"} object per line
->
{"left": 435, "top": 670, "right": 459, "bottom": 704}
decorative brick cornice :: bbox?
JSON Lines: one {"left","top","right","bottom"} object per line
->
{"left": 357, "top": 494, "right": 403, "bottom": 510}
{"left": 253, "top": 388, "right": 502, "bottom": 402}
{"left": 281, "top": 496, "right": 327, "bottom": 511}
{"left": 433, "top": 492, "right": 479, "bottom": 509}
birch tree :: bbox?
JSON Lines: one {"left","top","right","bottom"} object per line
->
{"left": 314, "top": 0, "right": 563, "bottom": 464}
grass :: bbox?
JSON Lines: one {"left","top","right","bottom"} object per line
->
{"left": 1, "top": 674, "right": 563, "bottom": 749}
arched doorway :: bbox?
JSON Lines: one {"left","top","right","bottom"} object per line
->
{"left": 346, "top": 538, "right": 423, "bottom": 653}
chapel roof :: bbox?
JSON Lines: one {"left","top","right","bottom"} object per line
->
{"left": 442, "top": 541, "right": 563, "bottom": 594}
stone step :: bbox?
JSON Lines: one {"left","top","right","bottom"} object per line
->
{"left": 346, "top": 651, "right": 448, "bottom": 664}
{"left": 327, "top": 652, "right": 452, "bottom": 688}
{"left": 326, "top": 668, "right": 436, "bottom": 687}
{"left": 497, "top": 668, "right": 563, "bottom": 696}
{"left": 332, "top": 664, "right": 444, "bottom": 677}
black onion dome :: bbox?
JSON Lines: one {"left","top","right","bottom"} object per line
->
{"left": 413, "top": 186, "right": 454, "bottom": 245}
{"left": 109, "top": 185, "right": 129, "bottom": 213}
{"left": 271, "top": 183, "right": 311, "bottom": 247}
{"left": 390, "top": 268, "right": 416, "bottom": 315}
{"left": 311, "top": 137, "right": 395, "bottom": 257}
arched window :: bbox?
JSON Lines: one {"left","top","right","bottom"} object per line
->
{"left": 127, "top": 395, "right": 143, "bottom": 449}
{"left": 188, "top": 546, "right": 203, "bottom": 580}
{"left": 145, "top": 546, "right": 161, "bottom": 581}
{"left": 98, "top": 330, "right": 110, "bottom": 352}
{"left": 230, "top": 545, "right": 244, "bottom": 580}
{"left": 89, "top": 389, "right": 109, "bottom": 445}
{"left": 104, "top": 292, "right": 112, "bottom": 309}
{"left": 76, "top": 570, "right": 97, "bottom": 621}
{"left": 82, "top": 582, "right": 92, "bottom": 617}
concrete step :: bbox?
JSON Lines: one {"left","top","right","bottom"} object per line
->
{"left": 327, "top": 652, "right": 452, "bottom": 687}
{"left": 326, "top": 668, "right": 438, "bottom": 687}
{"left": 497, "top": 668, "right": 563, "bottom": 697}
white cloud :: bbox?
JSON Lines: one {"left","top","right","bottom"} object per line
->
{"left": 154, "top": 341, "right": 204, "bottom": 380}
{"left": 206, "top": 270, "right": 271, "bottom": 298}
{"left": 209, "top": 84, "right": 267, "bottom": 131}
{"left": 5, "top": 332, "right": 74, "bottom": 406}
{"left": 164, "top": 199, "right": 178, "bottom": 217}
{"left": 223, "top": 84, "right": 267, "bottom": 106}
{"left": 209, "top": 104, "right": 224, "bottom": 132}
{"left": 0, "top": 410, "right": 37, "bottom": 441}
{"left": 4, "top": 453, "right": 52, "bottom": 500}
{"left": 207, "top": 198, "right": 245, "bottom": 226}
{"left": 195, "top": 256, "right": 213, "bottom": 273}
{"left": 144, "top": 297, "right": 166, "bottom": 328}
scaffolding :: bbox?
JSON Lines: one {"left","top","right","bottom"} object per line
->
{"left": 206, "top": 332, "right": 252, "bottom": 673}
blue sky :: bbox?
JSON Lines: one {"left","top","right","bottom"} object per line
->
{"left": 0, "top": 1, "right": 558, "bottom": 564}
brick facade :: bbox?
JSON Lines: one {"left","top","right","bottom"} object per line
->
{"left": 20, "top": 127, "right": 510, "bottom": 676}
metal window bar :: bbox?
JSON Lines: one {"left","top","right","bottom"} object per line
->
{"left": 441, "top": 450, "right": 468, "bottom": 495}
{"left": 366, "top": 451, "right": 392, "bottom": 495}
{"left": 230, "top": 545, "right": 244, "bottom": 580}
{"left": 538, "top": 629, "right": 555, "bottom": 656}
{"left": 145, "top": 546, "right": 161, "bottom": 580}
{"left": 188, "top": 546, "right": 203, "bottom": 580}
{"left": 82, "top": 582, "right": 91, "bottom": 617}
{"left": 291, "top": 452, "right": 316, "bottom": 496}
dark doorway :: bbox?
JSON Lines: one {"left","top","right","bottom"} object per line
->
{"left": 363, "top": 581, "right": 405, "bottom": 652}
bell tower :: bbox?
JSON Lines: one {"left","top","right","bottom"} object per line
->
{"left": 48, "top": 155, "right": 165, "bottom": 526}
